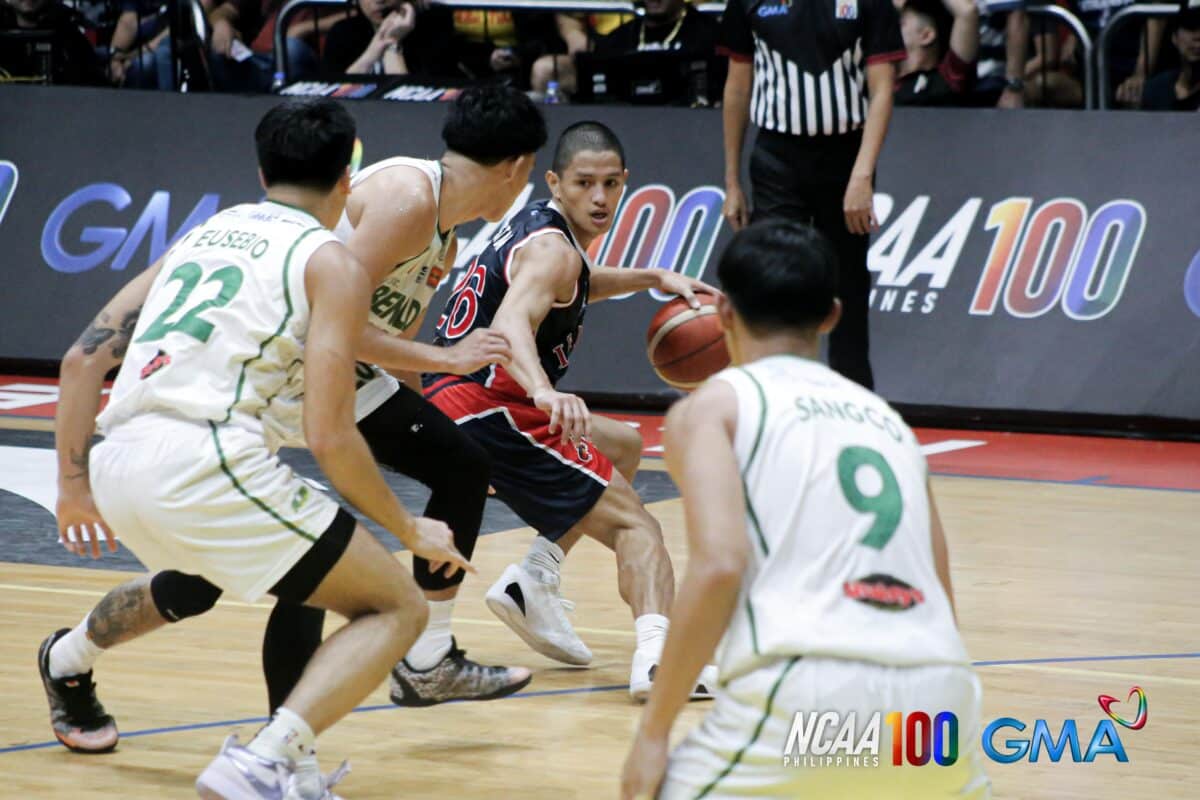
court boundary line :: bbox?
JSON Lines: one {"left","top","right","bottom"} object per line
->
{"left": 4, "top": 653, "right": 1199, "bottom": 756}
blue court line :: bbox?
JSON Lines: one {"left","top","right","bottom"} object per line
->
{"left": 0, "top": 684, "right": 629, "bottom": 755}
{"left": 6, "top": 653, "right": 1200, "bottom": 756}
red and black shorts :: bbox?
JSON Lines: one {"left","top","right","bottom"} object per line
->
{"left": 425, "top": 376, "right": 613, "bottom": 541}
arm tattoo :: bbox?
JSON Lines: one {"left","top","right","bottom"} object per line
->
{"left": 114, "top": 306, "right": 142, "bottom": 358}
{"left": 75, "top": 305, "right": 143, "bottom": 358}
{"left": 63, "top": 441, "right": 92, "bottom": 481}
{"left": 77, "top": 312, "right": 115, "bottom": 356}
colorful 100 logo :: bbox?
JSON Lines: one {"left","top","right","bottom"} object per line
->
{"left": 587, "top": 183, "right": 725, "bottom": 301}
{"left": 969, "top": 198, "right": 1144, "bottom": 320}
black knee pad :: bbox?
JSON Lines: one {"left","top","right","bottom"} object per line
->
{"left": 149, "top": 570, "right": 223, "bottom": 622}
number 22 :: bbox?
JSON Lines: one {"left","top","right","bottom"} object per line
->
{"left": 137, "top": 262, "right": 244, "bottom": 344}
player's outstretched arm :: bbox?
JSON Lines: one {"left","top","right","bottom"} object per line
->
{"left": 303, "top": 242, "right": 472, "bottom": 577}
{"left": 492, "top": 235, "right": 590, "bottom": 444}
{"left": 55, "top": 258, "right": 164, "bottom": 558}
{"left": 928, "top": 482, "right": 958, "bottom": 625}
{"left": 587, "top": 265, "right": 716, "bottom": 307}
{"left": 346, "top": 184, "right": 512, "bottom": 376}
{"left": 622, "top": 379, "right": 748, "bottom": 800}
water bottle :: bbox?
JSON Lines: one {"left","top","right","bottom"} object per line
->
{"left": 545, "top": 80, "right": 561, "bottom": 105}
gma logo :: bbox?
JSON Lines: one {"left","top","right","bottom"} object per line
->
{"left": 982, "top": 718, "right": 1128, "bottom": 763}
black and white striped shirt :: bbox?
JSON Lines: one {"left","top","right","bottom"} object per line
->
{"left": 719, "top": 0, "right": 905, "bottom": 136}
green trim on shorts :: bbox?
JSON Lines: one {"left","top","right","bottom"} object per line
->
{"left": 694, "top": 656, "right": 802, "bottom": 800}
{"left": 222, "top": 226, "right": 324, "bottom": 423}
{"left": 209, "top": 421, "right": 317, "bottom": 542}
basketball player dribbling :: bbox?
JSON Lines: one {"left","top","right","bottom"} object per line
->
{"left": 621, "top": 220, "right": 990, "bottom": 799}
{"left": 424, "top": 121, "right": 719, "bottom": 700}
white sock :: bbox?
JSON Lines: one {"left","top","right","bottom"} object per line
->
{"left": 248, "top": 706, "right": 315, "bottom": 765}
{"left": 635, "top": 614, "right": 669, "bottom": 660}
{"left": 523, "top": 536, "right": 564, "bottom": 584}
{"left": 405, "top": 599, "right": 455, "bottom": 670}
{"left": 48, "top": 617, "right": 105, "bottom": 679}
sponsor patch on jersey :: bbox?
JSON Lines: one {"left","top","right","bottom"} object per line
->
{"left": 835, "top": 0, "right": 858, "bottom": 19}
{"left": 139, "top": 350, "right": 171, "bottom": 380}
{"left": 843, "top": 573, "right": 924, "bottom": 611}
{"left": 426, "top": 264, "right": 445, "bottom": 289}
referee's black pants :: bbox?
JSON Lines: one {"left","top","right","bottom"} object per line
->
{"left": 750, "top": 128, "right": 874, "bottom": 390}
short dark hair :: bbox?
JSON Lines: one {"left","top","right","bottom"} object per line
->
{"left": 716, "top": 220, "right": 838, "bottom": 333}
{"left": 902, "top": 0, "right": 952, "bottom": 55}
{"left": 551, "top": 121, "right": 626, "bottom": 174}
{"left": 442, "top": 86, "right": 548, "bottom": 165}
{"left": 255, "top": 98, "right": 357, "bottom": 191}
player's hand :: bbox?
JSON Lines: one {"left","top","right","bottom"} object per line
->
{"left": 404, "top": 517, "right": 475, "bottom": 578}
{"left": 211, "top": 19, "right": 238, "bottom": 58}
{"left": 533, "top": 388, "right": 591, "bottom": 445}
{"left": 722, "top": 181, "right": 749, "bottom": 232}
{"left": 444, "top": 328, "right": 512, "bottom": 374}
{"left": 56, "top": 486, "right": 118, "bottom": 559}
{"left": 843, "top": 174, "right": 877, "bottom": 235}
{"left": 620, "top": 730, "right": 669, "bottom": 800}
{"left": 655, "top": 270, "right": 719, "bottom": 310}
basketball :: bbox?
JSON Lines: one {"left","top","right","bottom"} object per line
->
{"left": 645, "top": 292, "right": 730, "bottom": 390}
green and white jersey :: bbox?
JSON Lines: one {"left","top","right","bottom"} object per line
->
{"left": 711, "top": 356, "right": 969, "bottom": 683}
{"left": 98, "top": 201, "right": 338, "bottom": 451}
{"left": 336, "top": 157, "right": 457, "bottom": 418}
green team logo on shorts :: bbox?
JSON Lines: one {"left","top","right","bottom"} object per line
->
{"left": 292, "top": 485, "right": 310, "bottom": 512}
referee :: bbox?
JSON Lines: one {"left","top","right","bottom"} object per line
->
{"left": 719, "top": 0, "right": 905, "bottom": 389}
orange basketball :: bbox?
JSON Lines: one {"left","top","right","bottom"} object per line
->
{"left": 645, "top": 292, "right": 730, "bottom": 390}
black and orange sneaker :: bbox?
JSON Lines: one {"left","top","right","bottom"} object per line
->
{"left": 37, "top": 628, "right": 119, "bottom": 753}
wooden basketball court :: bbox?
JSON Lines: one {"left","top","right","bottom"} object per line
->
{"left": 1, "top": 395, "right": 1197, "bottom": 799}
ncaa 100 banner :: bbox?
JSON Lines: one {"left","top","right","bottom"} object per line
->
{"left": 0, "top": 88, "right": 1197, "bottom": 422}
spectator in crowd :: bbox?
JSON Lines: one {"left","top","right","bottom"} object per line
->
{"left": 1141, "top": 5, "right": 1200, "bottom": 110}
{"left": 441, "top": 7, "right": 562, "bottom": 88}
{"left": 895, "top": 0, "right": 979, "bottom": 105}
{"left": 1023, "top": 0, "right": 1164, "bottom": 107}
{"left": 0, "top": 0, "right": 104, "bottom": 85}
{"left": 208, "top": 0, "right": 345, "bottom": 91}
{"left": 530, "top": 13, "right": 590, "bottom": 97}
{"left": 107, "top": 0, "right": 171, "bottom": 88}
{"left": 324, "top": 0, "right": 463, "bottom": 77}
{"left": 972, "top": 0, "right": 1028, "bottom": 107}
{"left": 531, "top": 0, "right": 718, "bottom": 101}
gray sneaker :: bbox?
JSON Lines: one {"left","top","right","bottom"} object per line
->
{"left": 389, "top": 638, "right": 532, "bottom": 707}
{"left": 196, "top": 734, "right": 291, "bottom": 800}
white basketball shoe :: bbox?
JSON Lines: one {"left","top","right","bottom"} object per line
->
{"left": 629, "top": 652, "right": 720, "bottom": 703}
{"left": 485, "top": 563, "right": 592, "bottom": 666}
{"left": 195, "top": 735, "right": 291, "bottom": 800}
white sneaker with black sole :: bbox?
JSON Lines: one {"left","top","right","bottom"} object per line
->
{"left": 629, "top": 653, "right": 719, "bottom": 703}
{"left": 485, "top": 563, "right": 592, "bottom": 666}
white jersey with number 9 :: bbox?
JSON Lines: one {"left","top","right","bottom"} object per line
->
{"left": 711, "top": 355, "right": 970, "bottom": 684}
{"left": 98, "top": 201, "right": 338, "bottom": 450}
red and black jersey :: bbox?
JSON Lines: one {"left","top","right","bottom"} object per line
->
{"left": 429, "top": 200, "right": 590, "bottom": 396}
